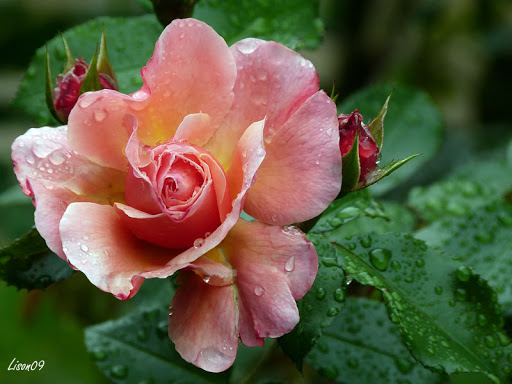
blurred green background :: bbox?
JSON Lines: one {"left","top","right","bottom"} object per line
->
{"left": 0, "top": 0, "right": 511, "bottom": 383}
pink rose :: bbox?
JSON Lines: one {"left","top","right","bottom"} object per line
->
{"left": 12, "top": 19, "right": 341, "bottom": 372}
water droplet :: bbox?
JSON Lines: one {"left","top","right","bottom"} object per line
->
{"left": 26, "top": 154, "right": 35, "bottom": 164}
{"left": 193, "top": 238, "right": 205, "bottom": 248}
{"left": 80, "top": 244, "right": 89, "bottom": 252}
{"left": 237, "top": 40, "right": 259, "bottom": 54}
{"left": 498, "top": 212, "right": 512, "bottom": 227}
{"left": 333, "top": 288, "right": 345, "bottom": 303}
{"left": 347, "top": 357, "right": 359, "bottom": 368}
{"left": 456, "top": 265, "right": 472, "bottom": 282}
{"left": 284, "top": 255, "right": 295, "bottom": 272}
{"left": 369, "top": 248, "right": 391, "bottom": 271}
{"left": 497, "top": 332, "right": 510, "bottom": 346}
{"left": 484, "top": 335, "right": 496, "bottom": 348}
{"left": 360, "top": 235, "right": 372, "bottom": 248}
{"left": 254, "top": 286, "right": 265, "bottom": 296}
{"left": 327, "top": 307, "right": 339, "bottom": 317}
{"left": 94, "top": 109, "right": 107, "bottom": 122}
{"left": 110, "top": 364, "right": 128, "bottom": 378}
{"left": 137, "top": 330, "right": 147, "bottom": 341}
{"left": 449, "top": 299, "right": 456, "bottom": 307}
{"left": 203, "top": 276, "right": 211, "bottom": 283}
{"left": 475, "top": 231, "right": 494, "bottom": 244}
{"left": 168, "top": 305, "right": 174, "bottom": 316}
{"left": 90, "top": 348, "right": 107, "bottom": 361}
{"left": 434, "top": 286, "right": 443, "bottom": 295}
{"left": 415, "top": 258, "right": 425, "bottom": 268}
{"left": 391, "top": 261, "right": 401, "bottom": 270}
{"left": 455, "top": 288, "right": 466, "bottom": 301}
{"left": 316, "top": 287, "right": 326, "bottom": 300}
{"left": 395, "top": 358, "right": 414, "bottom": 373}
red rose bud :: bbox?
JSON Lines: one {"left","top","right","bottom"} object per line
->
{"left": 338, "top": 110, "right": 379, "bottom": 181}
{"left": 45, "top": 28, "right": 118, "bottom": 124}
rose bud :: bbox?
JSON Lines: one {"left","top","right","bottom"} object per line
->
{"left": 338, "top": 94, "right": 420, "bottom": 195}
{"left": 339, "top": 110, "right": 380, "bottom": 181}
{"left": 45, "top": 28, "right": 118, "bottom": 124}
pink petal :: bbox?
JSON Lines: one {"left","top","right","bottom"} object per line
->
{"left": 139, "top": 18, "right": 236, "bottom": 143}
{"left": 224, "top": 219, "right": 318, "bottom": 345}
{"left": 11, "top": 126, "right": 125, "bottom": 199}
{"left": 29, "top": 182, "right": 103, "bottom": 260}
{"left": 11, "top": 126, "right": 125, "bottom": 259}
{"left": 244, "top": 91, "right": 341, "bottom": 225}
{"left": 168, "top": 271, "right": 238, "bottom": 373}
{"left": 173, "top": 113, "right": 215, "bottom": 147}
{"left": 155, "top": 119, "right": 266, "bottom": 270}
{"left": 60, "top": 202, "right": 232, "bottom": 299}
{"left": 115, "top": 188, "right": 220, "bottom": 249}
{"left": 205, "top": 38, "right": 319, "bottom": 167}
{"left": 68, "top": 90, "right": 142, "bottom": 170}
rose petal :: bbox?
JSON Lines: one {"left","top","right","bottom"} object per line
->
{"left": 139, "top": 18, "right": 236, "bottom": 144}
{"left": 168, "top": 271, "right": 238, "bottom": 373}
{"left": 11, "top": 126, "right": 125, "bottom": 199}
{"left": 244, "top": 91, "right": 341, "bottom": 225}
{"left": 60, "top": 202, "right": 232, "bottom": 299}
{"left": 174, "top": 113, "right": 215, "bottom": 147}
{"left": 68, "top": 18, "right": 236, "bottom": 169}
{"left": 222, "top": 219, "right": 318, "bottom": 345}
{"left": 205, "top": 38, "right": 318, "bottom": 167}
{"left": 11, "top": 126, "right": 125, "bottom": 259}
{"left": 145, "top": 119, "right": 266, "bottom": 274}
{"left": 115, "top": 180, "right": 220, "bottom": 248}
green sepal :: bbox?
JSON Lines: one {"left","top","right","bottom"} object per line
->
{"left": 362, "top": 154, "right": 420, "bottom": 188}
{"left": 96, "top": 25, "right": 118, "bottom": 90}
{"left": 368, "top": 92, "right": 391, "bottom": 151}
{"left": 60, "top": 33, "right": 75, "bottom": 73}
{"left": 340, "top": 132, "right": 361, "bottom": 195}
{"left": 44, "top": 46, "right": 64, "bottom": 124}
{"left": 79, "top": 44, "right": 102, "bottom": 94}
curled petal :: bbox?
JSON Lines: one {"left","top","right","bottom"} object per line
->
{"left": 244, "top": 91, "right": 341, "bottom": 225}
{"left": 223, "top": 219, "right": 318, "bottom": 346}
{"left": 205, "top": 38, "right": 318, "bottom": 167}
{"left": 174, "top": 113, "right": 215, "bottom": 148}
{"left": 168, "top": 272, "right": 238, "bottom": 373}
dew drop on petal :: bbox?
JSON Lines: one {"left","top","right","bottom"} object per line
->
{"left": 284, "top": 255, "right": 295, "bottom": 272}
{"left": 193, "top": 238, "right": 205, "bottom": 248}
{"left": 80, "top": 244, "right": 89, "bottom": 252}
{"left": 94, "top": 109, "right": 107, "bottom": 122}
{"left": 26, "top": 154, "right": 35, "bottom": 164}
{"left": 254, "top": 286, "right": 265, "bottom": 296}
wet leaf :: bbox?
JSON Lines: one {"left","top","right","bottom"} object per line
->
{"left": 311, "top": 189, "right": 387, "bottom": 234}
{"left": 0, "top": 228, "right": 73, "bottom": 290}
{"left": 335, "top": 233, "right": 509, "bottom": 382}
{"left": 408, "top": 160, "right": 512, "bottom": 223}
{"left": 307, "top": 297, "right": 440, "bottom": 384}
{"left": 85, "top": 307, "right": 228, "bottom": 384}
{"left": 279, "top": 235, "right": 346, "bottom": 370}
{"left": 416, "top": 200, "right": 512, "bottom": 316}
{"left": 193, "top": 0, "right": 323, "bottom": 50}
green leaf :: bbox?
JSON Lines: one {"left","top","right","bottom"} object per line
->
{"left": 0, "top": 185, "right": 36, "bottom": 246}
{"left": 307, "top": 297, "right": 440, "bottom": 383}
{"left": 85, "top": 307, "right": 228, "bottom": 384}
{"left": 79, "top": 44, "right": 102, "bottom": 94}
{"left": 339, "top": 84, "right": 444, "bottom": 195}
{"left": 416, "top": 201, "right": 512, "bottom": 316}
{"left": 323, "top": 200, "right": 416, "bottom": 242}
{"left": 408, "top": 159, "right": 512, "bottom": 223}
{"left": 311, "top": 189, "right": 387, "bottom": 234}
{"left": 278, "top": 235, "right": 346, "bottom": 370}
{"left": 193, "top": 0, "right": 323, "bottom": 50}
{"left": 363, "top": 154, "right": 420, "bottom": 188}
{"left": 14, "top": 15, "right": 163, "bottom": 125}
{"left": 335, "top": 233, "right": 509, "bottom": 382}
{"left": 340, "top": 132, "right": 361, "bottom": 193}
{"left": 0, "top": 228, "right": 73, "bottom": 290}
{"left": 368, "top": 93, "right": 391, "bottom": 151}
